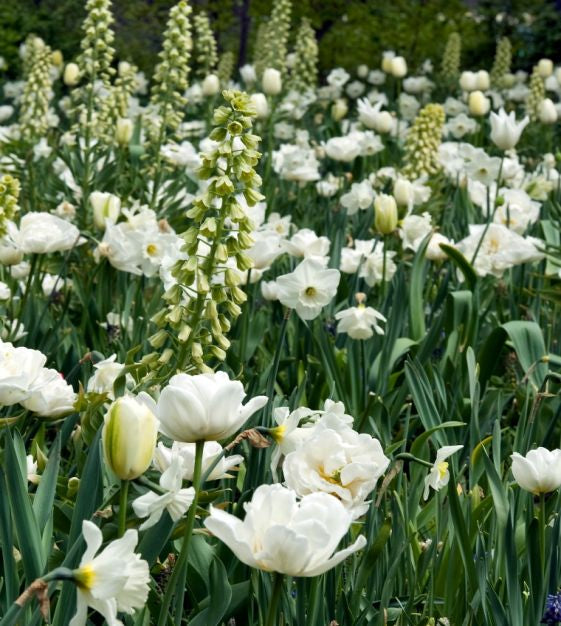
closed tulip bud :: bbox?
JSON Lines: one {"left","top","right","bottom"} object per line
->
{"left": 393, "top": 178, "right": 414, "bottom": 207}
{"left": 357, "top": 64, "right": 369, "bottom": 78}
{"left": 202, "top": 73, "right": 220, "bottom": 96}
{"left": 118, "top": 61, "right": 131, "bottom": 76}
{"left": 90, "top": 191, "right": 121, "bottom": 229}
{"left": 250, "top": 92, "right": 269, "bottom": 118}
{"left": 63, "top": 62, "right": 80, "bottom": 86}
{"left": 381, "top": 54, "right": 394, "bottom": 73}
{"left": 390, "top": 56, "right": 407, "bottom": 78}
{"left": 503, "top": 73, "right": 516, "bottom": 88}
{"left": 539, "top": 98, "right": 558, "bottom": 124}
{"left": 115, "top": 118, "right": 133, "bottom": 146}
{"left": 475, "top": 70, "right": 490, "bottom": 91}
{"left": 468, "top": 90, "right": 490, "bottom": 116}
{"left": 51, "top": 50, "right": 63, "bottom": 67}
{"left": 331, "top": 98, "right": 348, "bottom": 121}
{"left": 374, "top": 193, "right": 398, "bottom": 234}
{"left": 0, "top": 242, "right": 23, "bottom": 265}
{"left": 538, "top": 58, "right": 554, "bottom": 78}
{"left": 262, "top": 68, "right": 282, "bottom": 95}
{"left": 375, "top": 110, "right": 394, "bottom": 134}
{"left": 102, "top": 396, "right": 158, "bottom": 480}
{"left": 459, "top": 71, "right": 477, "bottom": 92}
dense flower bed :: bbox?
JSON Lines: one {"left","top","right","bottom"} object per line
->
{"left": 1, "top": 1, "right": 561, "bottom": 625}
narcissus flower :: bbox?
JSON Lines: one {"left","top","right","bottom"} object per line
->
{"left": 204, "top": 483, "right": 366, "bottom": 576}
{"left": 423, "top": 445, "right": 463, "bottom": 500}
{"left": 335, "top": 304, "right": 386, "bottom": 339}
{"left": 511, "top": 447, "right": 561, "bottom": 494}
{"left": 132, "top": 453, "right": 195, "bottom": 530}
{"left": 70, "top": 520, "right": 149, "bottom": 626}
{"left": 276, "top": 257, "right": 340, "bottom": 321}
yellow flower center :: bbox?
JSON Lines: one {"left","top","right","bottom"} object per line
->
{"left": 305, "top": 286, "right": 317, "bottom": 297}
{"left": 269, "top": 424, "right": 286, "bottom": 443}
{"left": 74, "top": 564, "right": 96, "bottom": 590}
{"left": 437, "top": 461, "right": 449, "bottom": 480}
{"left": 146, "top": 243, "right": 157, "bottom": 256}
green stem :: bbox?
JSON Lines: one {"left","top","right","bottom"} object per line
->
{"left": 539, "top": 492, "right": 546, "bottom": 572}
{"left": 265, "top": 572, "right": 284, "bottom": 626}
{"left": 118, "top": 479, "right": 129, "bottom": 538}
{"left": 157, "top": 440, "right": 205, "bottom": 626}
{"left": 306, "top": 575, "right": 321, "bottom": 626}
{"left": 265, "top": 309, "right": 291, "bottom": 423}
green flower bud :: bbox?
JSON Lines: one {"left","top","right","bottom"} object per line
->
{"left": 102, "top": 396, "right": 158, "bottom": 480}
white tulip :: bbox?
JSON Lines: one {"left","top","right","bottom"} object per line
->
{"left": 390, "top": 56, "right": 407, "bottom": 78}
{"left": 17, "top": 212, "right": 82, "bottom": 253}
{"left": 202, "top": 73, "right": 220, "bottom": 96}
{"left": 115, "top": 118, "right": 133, "bottom": 145}
{"left": 459, "top": 71, "right": 478, "bottom": 92}
{"left": 250, "top": 92, "right": 269, "bottom": 118}
{"left": 511, "top": 447, "right": 561, "bottom": 494}
{"left": 0, "top": 341, "right": 46, "bottom": 406}
{"left": 393, "top": 177, "right": 414, "bottom": 207}
{"left": 489, "top": 107, "right": 529, "bottom": 150}
{"left": 331, "top": 98, "right": 348, "bottom": 121}
{"left": 283, "top": 424, "right": 390, "bottom": 518}
{"left": 539, "top": 98, "right": 558, "bottom": 124}
{"left": 90, "top": 191, "right": 121, "bottom": 229}
{"left": 537, "top": 58, "right": 554, "bottom": 78}
{"left": 374, "top": 194, "right": 398, "bottom": 235}
{"left": 204, "top": 483, "right": 367, "bottom": 576}
{"left": 155, "top": 370, "right": 267, "bottom": 442}
{"left": 262, "top": 68, "right": 282, "bottom": 95}
{"left": 468, "top": 90, "right": 490, "bottom": 116}
{"left": 63, "top": 62, "right": 80, "bottom": 86}
{"left": 475, "top": 70, "right": 490, "bottom": 91}
{"left": 21, "top": 367, "right": 76, "bottom": 417}
{"left": 70, "top": 521, "right": 149, "bottom": 626}
{"left": 102, "top": 395, "right": 159, "bottom": 480}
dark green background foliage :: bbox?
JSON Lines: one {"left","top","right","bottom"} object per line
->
{"left": 1, "top": 0, "right": 560, "bottom": 77}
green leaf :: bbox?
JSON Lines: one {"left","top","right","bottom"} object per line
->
{"left": 440, "top": 243, "right": 478, "bottom": 290}
{"left": 409, "top": 234, "right": 430, "bottom": 341}
{"left": 502, "top": 320, "right": 548, "bottom": 390}
{"left": 481, "top": 449, "right": 509, "bottom": 529}
{"left": 138, "top": 511, "right": 174, "bottom": 565}
{"left": 0, "top": 468, "right": 18, "bottom": 607}
{"left": 33, "top": 434, "right": 61, "bottom": 529}
{"left": 3, "top": 430, "right": 45, "bottom": 582}
{"left": 189, "top": 557, "right": 233, "bottom": 626}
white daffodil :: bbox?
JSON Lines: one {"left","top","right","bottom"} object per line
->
{"left": 335, "top": 304, "right": 386, "bottom": 339}
{"left": 423, "top": 445, "right": 463, "bottom": 500}
{"left": 153, "top": 440, "right": 244, "bottom": 482}
{"left": 276, "top": 257, "right": 340, "bottom": 321}
{"left": 132, "top": 454, "right": 195, "bottom": 530}
{"left": 70, "top": 521, "right": 149, "bottom": 626}
{"left": 204, "top": 484, "right": 366, "bottom": 576}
